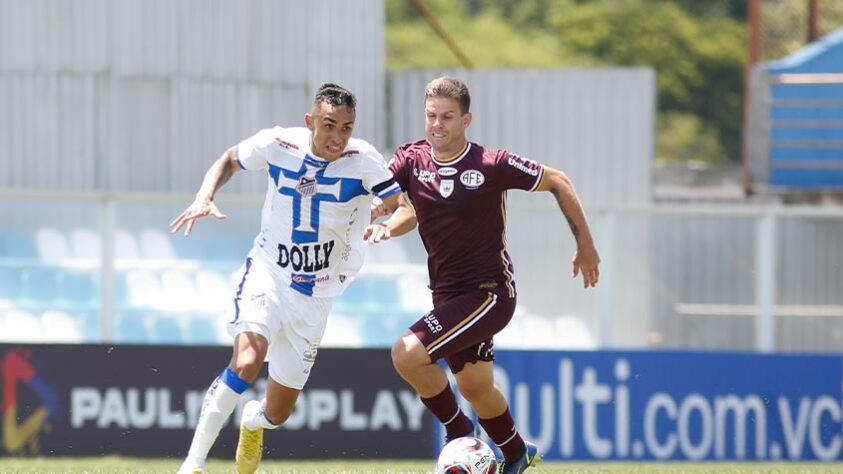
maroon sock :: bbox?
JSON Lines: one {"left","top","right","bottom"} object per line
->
{"left": 478, "top": 408, "right": 525, "bottom": 462}
{"left": 420, "top": 386, "right": 473, "bottom": 438}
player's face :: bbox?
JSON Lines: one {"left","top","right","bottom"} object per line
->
{"left": 425, "top": 97, "right": 471, "bottom": 156}
{"left": 305, "top": 102, "right": 355, "bottom": 161}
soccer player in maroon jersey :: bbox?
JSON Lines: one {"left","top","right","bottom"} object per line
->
{"left": 380, "top": 76, "right": 600, "bottom": 473}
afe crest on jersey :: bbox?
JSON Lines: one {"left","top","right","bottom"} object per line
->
{"left": 440, "top": 179, "right": 454, "bottom": 198}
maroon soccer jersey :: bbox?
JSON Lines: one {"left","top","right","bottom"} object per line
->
{"left": 390, "top": 140, "right": 544, "bottom": 297}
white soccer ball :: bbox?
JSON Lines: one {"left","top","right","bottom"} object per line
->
{"left": 434, "top": 437, "right": 498, "bottom": 474}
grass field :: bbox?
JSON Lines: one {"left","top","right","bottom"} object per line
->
{"left": 3, "top": 458, "right": 843, "bottom": 474}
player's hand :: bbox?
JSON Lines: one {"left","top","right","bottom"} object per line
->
{"left": 572, "top": 243, "right": 600, "bottom": 288}
{"left": 169, "top": 199, "right": 227, "bottom": 236}
{"left": 370, "top": 197, "right": 389, "bottom": 221}
{"left": 363, "top": 224, "right": 391, "bottom": 244}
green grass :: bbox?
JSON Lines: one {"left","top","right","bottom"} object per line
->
{"left": 2, "top": 458, "right": 843, "bottom": 474}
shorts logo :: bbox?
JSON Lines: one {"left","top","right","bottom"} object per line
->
{"left": 303, "top": 342, "right": 319, "bottom": 366}
{"left": 296, "top": 176, "right": 317, "bottom": 197}
{"left": 438, "top": 167, "right": 458, "bottom": 177}
{"left": 478, "top": 281, "right": 498, "bottom": 290}
{"left": 460, "top": 170, "right": 485, "bottom": 189}
{"left": 439, "top": 179, "right": 454, "bottom": 198}
{"left": 423, "top": 312, "right": 443, "bottom": 334}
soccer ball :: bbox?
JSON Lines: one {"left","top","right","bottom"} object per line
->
{"left": 434, "top": 437, "right": 498, "bottom": 474}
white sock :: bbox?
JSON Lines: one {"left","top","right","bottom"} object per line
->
{"left": 184, "top": 375, "right": 242, "bottom": 467}
{"left": 243, "top": 399, "right": 281, "bottom": 431}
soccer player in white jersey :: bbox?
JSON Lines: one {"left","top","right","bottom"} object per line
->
{"left": 170, "top": 84, "right": 416, "bottom": 474}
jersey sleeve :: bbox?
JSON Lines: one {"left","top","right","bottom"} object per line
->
{"left": 494, "top": 150, "right": 545, "bottom": 192}
{"left": 362, "top": 147, "right": 402, "bottom": 199}
{"left": 388, "top": 146, "right": 411, "bottom": 191}
{"left": 235, "top": 127, "right": 280, "bottom": 171}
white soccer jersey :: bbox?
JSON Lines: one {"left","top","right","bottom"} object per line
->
{"left": 236, "top": 126, "right": 401, "bottom": 297}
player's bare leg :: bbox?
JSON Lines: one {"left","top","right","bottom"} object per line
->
{"left": 392, "top": 330, "right": 475, "bottom": 440}
{"left": 392, "top": 330, "right": 449, "bottom": 396}
{"left": 178, "top": 332, "right": 267, "bottom": 474}
{"left": 452, "top": 360, "right": 506, "bottom": 418}
{"left": 237, "top": 374, "right": 300, "bottom": 474}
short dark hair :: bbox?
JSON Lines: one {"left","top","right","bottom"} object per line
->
{"left": 314, "top": 83, "right": 356, "bottom": 110}
{"left": 424, "top": 76, "right": 470, "bottom": 113}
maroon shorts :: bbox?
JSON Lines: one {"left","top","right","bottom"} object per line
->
{"left": 410, "top": 289, "right": 516, "bottom": 373}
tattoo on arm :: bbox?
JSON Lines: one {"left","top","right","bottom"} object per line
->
{"left": 551, "top": 188, "right": 581, "bottom": 239}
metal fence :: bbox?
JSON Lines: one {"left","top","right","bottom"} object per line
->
{"left": 2, "top": 192, "right": 841, "bottom": 353}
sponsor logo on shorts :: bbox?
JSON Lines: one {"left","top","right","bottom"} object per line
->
{"left": 423, "top": 312, "right": 443, "bottom": 334}
{"left": 303, "top": 342, "right": 319, "bottom": 367}
{"left": 437, "top": 166, "right": 458, "bottom": 177}
{"left": 507, "top": 157, "right": 539, "bottom": 176}
{"left": 478, "top": 281, "right": 499, "bottom": 290}
{"left": 460, "top": 170, "right": 485, "bottom": 189}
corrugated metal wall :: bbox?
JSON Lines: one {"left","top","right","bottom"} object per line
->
{"left": 388, "top": 69, "right": 656, "bottom": 207}
{"left": 0, "top": 0, "right": 385, "bottom": 194}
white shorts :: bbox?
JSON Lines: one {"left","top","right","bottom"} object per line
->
{"left": 228, "top": 255, "right": 332, "bottom": 390}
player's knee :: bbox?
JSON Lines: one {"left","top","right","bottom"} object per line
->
{"left": 456, "top": 376, "right": 493, "bottom": 402}
{"left": 391, "top": 341, "right": 416, "bottom": 376}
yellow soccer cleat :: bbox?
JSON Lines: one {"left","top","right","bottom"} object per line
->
{"left": 235, "top": 400, "right": 264, "bottom": 474}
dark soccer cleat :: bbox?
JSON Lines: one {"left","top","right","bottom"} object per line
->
{"left": 499, "top": 441, "right": 540, "bottom": 474}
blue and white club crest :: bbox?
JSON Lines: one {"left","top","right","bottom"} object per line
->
{"left": 296, "top": 176, "right": 317, "bottom": 197}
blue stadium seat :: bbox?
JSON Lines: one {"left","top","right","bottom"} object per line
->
{"left": 1, "top": 229, "right": 36, "bottom": 258}
{"left": 208, "top": 234, "right": 243, "bottom": 262}
{"left": 150, "top": 315, "right": 183, "bottom": 344}
{"left": 172, "top": 234, "right": 208, "bottom": 260}
{"left": 115, "top": 312, "right": 149, "bottom": 343}
{"left": 80, "top": 311, "right": 100, "bottom": 341}
{"left": 0, "top": 267, "right": 22, "bottom": 300}
{"left": 21, "top": 268, "right": 59, "bottom": 306}
{"left": 58, "top": 270, "right": 97, "bottom": 309}
{"left": 185, "top": 315, "right": 219, "bottom": 345}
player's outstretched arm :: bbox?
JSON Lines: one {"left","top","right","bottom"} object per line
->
{"left": 534, "top": 166, "right": 600, "bottom": 288}
{"left": 364, "top": 193, "right": 417, "bottom": 243}
{"left": 169, "top": 147, "right": 241, "bottom": 236}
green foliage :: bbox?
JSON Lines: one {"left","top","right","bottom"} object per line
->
{"left": 386, "top": 0, "right": 748, "bottom": 162}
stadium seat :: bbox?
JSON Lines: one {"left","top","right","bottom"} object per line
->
{"left": 115, "top": 312, "right": 149, "bottom": 343}
{"left": 139, "top": 228, "right": 177, "bottom": 260}
{"left": 70, "top": 228, "right": 100, "bottom": 260}
{"left": 115, "top": 230, "right": 141, "bottom": 260}
{"left": 150, "top": 315, "right": 184, "bottom": 344}
{"left": 57, "top": 270, "right": 97, "bottom": 309}
{"left": 208, "top": 234, "right": 243, "bottom": 262}
{"left": 35, "top": 228, "right": 71, "bottom": 261}
{"left": 195, "top": 269, "right": 231, "bottom": 308}
{"left": 126, "top": 270, "right": 162, "bottom": 307}
{"left": 21, "top": 268, "right": 59, "bottom": 307}
{"left": 40, "top": 310, "right": 83, "bottom": 343}
{"left": 185, "top": 315, "right": 220, "bottom": 345}
{"left": 172, "top": 233, "right": 207, "bottom": 260}
{"left": 1, "top": 309, "right": 42, "bottom": 342}
{"left": 159, "top": 269, "right": 196, "bottom": 310}
{"left": 0, "top": 229, "right": 36, "bottom": 258}
{"left": 0, "top": 267, "right": 22, "bottom": 300}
